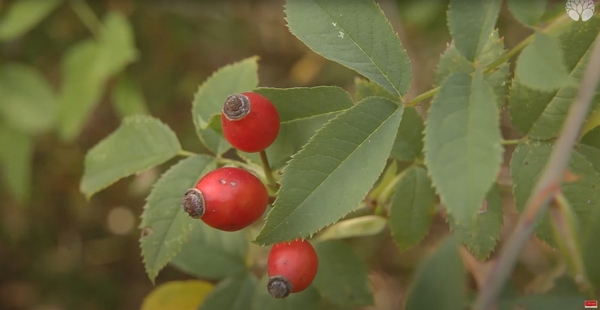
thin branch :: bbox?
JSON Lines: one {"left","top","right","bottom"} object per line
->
{"left": 473, "top": 30, "right": 600, "bottom": 310}
{"left": 69, "top": 0, "right": 102, "bottom": 38}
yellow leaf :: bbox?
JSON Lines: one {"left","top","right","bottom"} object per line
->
{"left": 141, "top": 280, "right": 214, "bottom": 310}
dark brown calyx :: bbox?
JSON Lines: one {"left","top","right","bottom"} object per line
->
{"left": 267, "top": 275, "right": 293, "bottom": 299}
{"left": 223, "top": 94, "right": 250, "bottom": 120}
{"left": 181, "top": 188, "right": 205, "bottom": 218}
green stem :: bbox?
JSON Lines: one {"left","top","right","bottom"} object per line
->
{"left": 501, "top": 139, "right": 522, "bottom": 145}
{"left": 178, "top": 150, "right": 198, "bottom": 157}
{"left": 474, "top": 30, "right": 600, "bottom": 310}
{"left": 260, "top": 151, "right": 279, "bottom": 191}
{"left": 70, "top": 0, "right": 102, "bottom": 38}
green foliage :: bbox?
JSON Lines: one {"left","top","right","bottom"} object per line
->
{"left": 199, "top": 274, "right": 256, "bottom": 310}
{"left": 255, "top": 97, "right": 403, "bottom": 245}
{"left": 80, "top": 116, "right": 182, "bottom": 198}
{"left": 139, "top": 155, "right": 215, "bottom": 282}
{"left": 509, "top": 17, "right": 600, "bottom": 139}
{"left": 389, "top": 166, "right": 435, "bottom": 251}
{"left": 0, "top": 64, "right": 57, "bottom": 134}
{"left": 581, "top": 126, "right": 600, "bottom": 148}
{"left": 507, "top": 0, "right": 547, "bottom": 27}
{"left": 285, "top": 0, "right": 412, "bottom": 97}
{"left": 515, "top": 32, "right": 569, "bottom": 91}
{"left": 510, "top": 141, "right": 600, "bottom": 243}
{"left": 58, "top": 11, "right": 138, "bottom": 141}
{"left": 436, "top": 30, "right": 509, "bottom": 109}
{"left": 448, "top": 184, "right": 502, "bottom": 260}
{"left": 313, "top": 241, "right": 373, "bottom": 307}
{"left": 405, "top": 237, "right": 465, "bottom": 310}
{"left": 447, "top": 0, "right": 501, "bottom": 61}
{"left": 251, "top": 276, "right": 322, "bottom": 310}
{"left": 424, "top": 71, "right": 502, "bottom": 228}
{"left": 582, "top": 207, "right": 600, "bottom": 287}
{"left": 171, "top": 221, "right": 248, "bottom": 281}
{"left": 315, "top": 215, "right": 387, "bottom": 242}
{"left": 0, "top": 0, "right": 62, "bottom": 41}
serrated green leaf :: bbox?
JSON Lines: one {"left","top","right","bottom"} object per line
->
{"left": 436, "top": 30, "right": 509, "bottom": 109}
{"left": 509, "top": 17, "right": 600, "bottom": 138}
{"left": 198, "top": 128, "right": 231, "bottom": 157}
{"left": 80, "top": 116, "right": 181, "bottom": 198}
{"left": 353, "top": 79, "right": 422, "bottom": 161}
{"left": 254, "top": 97, "right": 403, "bottom": 244}
{"left": 0, "top": 63, "right": 57, "bottom": 134}
{"left": 315, "top": 215, "right": 387, "bottom": 242}
{"left": 424, "top": 71, "right": 502, "bottom": 227}
{"left": 391, "top": 107, "right": 425, "bottom": 161}
{"left": 0, "top": 126, "right": 33, "bottom": 203}
{"left": 354, "top": 78, "right": 397, "bottom": 101}
{"left": 583, "top": 207, "right": 600, "bottom": 287}
{"left": 192, "top": 57, "right": 258, "bottom": 133}
{"left": 581, "top": 126, "right": 600, "bottom": 148}
{"left": 199, "top": 274, "right": 256, "bottom": 310}
{"left": 578, "top": 144, "right": 600, "bottom": 173}
{"left": 235, "top": 87, "right": 354, "bottom": 169}
{"left": 515, "top": 32, "right": 569, "bottom": 91}
{"left": 507, "top": 0, "right": 547, "bottom": 27}
{"left": 389, "top": 166, "right": 435, "bottom": 251}
{"left": 448, "top": 183, "right": 502, "bottom": 260}
{"left": 285, "top": 0, "right": 411, "bottom": 97}
{"left": 313, "top": 241, "right": 373, "bottom": 307}
{"left": 510, "top": 141, "right": 600, "bottom": 243}
{"left": 251, "top": 275, "right": 321, "bottom": 310}
{"left": 405, "top": 237, "right": 465, "bottom": 310}
{"left": 58, "top": 12, "right": 138, "bottom": 141}
{"left": 499, "top": 294, "right": 584, "bottom": 310}
{"left": 448, "top": 0, "right": 501, "bottom": 61}
{"left": 140, "top": 155, "right": 216, "bottom": 282}
{"left": 0, "top": 0, "right": 62, "bottom": 41}
{"left": 171, "top": 221, "right": 248, "bottom": 281}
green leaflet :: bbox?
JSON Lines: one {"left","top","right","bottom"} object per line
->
{"left": 0, "top": 0, "right": 62, "bottom": 41}
{"left": 285, "top": 0, "right": 412, "bottom": 97}
{"left": 448, "top": 183, "right": 502, "bottom": 260}
{"left": 424, "top": 71, "right": 503, "bottom": 227}
{"left": 436, "top": 30, "right": 509, "bottom": 109}
{"left": 199, "top": 274, "right": 256, "bottom": 310}
{"left": 389, "top": 166, "right": 435, "bottom": 251}
{"left": 140, "top": 155, "right": 216, "bottom": 282}
{"left": 515, "top": 32, "right": 569, "bottom": 91}
{"left": 80, "top": 115, "right": 181, "bottom": 198}
{"left": 255, "top": 97, "right": 403, "bottom": 244}
{"left": 111, "top": 74, "right": 149, "bottom": 118}
{"left": 510, "top": 141, "right": 600, "bottom": 243}
{"left": 251, "top": 275, "right": 321, "bottom": 310}
{"left": 447, "top": 0, "right": 501, "bottom": 61}
{"left": 507, "top": 0, "right": 547, "bottom": 27}
{"left": 509, "top": 17, "right": 600, "bottom": 139}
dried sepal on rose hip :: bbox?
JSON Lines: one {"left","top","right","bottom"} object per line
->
{"left": 267, "top": 239, "right": 319, "bottom": 298}
{"left": 221, "top": 92, "right": 280, "bottom": 153}
{"left": 181, "top": 167, "right": 268, "bottom": 231}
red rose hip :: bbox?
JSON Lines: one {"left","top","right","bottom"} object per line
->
{"left": 221, "top": 92, "right": 280, "bottom": 153}
{"left": 267, "top": 239, "right": 319, "bottom": 298}
{"left": 181, "top": 167, "right": 268, "bottom": 231}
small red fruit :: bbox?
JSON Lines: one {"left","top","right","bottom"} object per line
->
{"left": 181, "top": 167, "right": 268, "bottom": 231}
{"left": 267, "top": 239, "right": 319, "bottom": 298}
{"left": 221, "top": 92, "right": 280, "bottom": 153}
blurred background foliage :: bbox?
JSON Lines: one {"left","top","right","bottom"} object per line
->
{"left": 0, "top": 0, "right": 573, "bottom": 309}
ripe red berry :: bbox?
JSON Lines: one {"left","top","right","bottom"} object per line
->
{"left": 221, "top": 92, "right": 280, "bottom": 153}
{"left": 181, "top": 167, "right": 268, "bottom": 231}
{"left": 267, "top": 239, "right": 319, "bottom": 298}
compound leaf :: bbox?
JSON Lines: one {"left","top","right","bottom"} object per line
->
{"left": 448, "top": 0, "right": 501, "bottom": 61}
